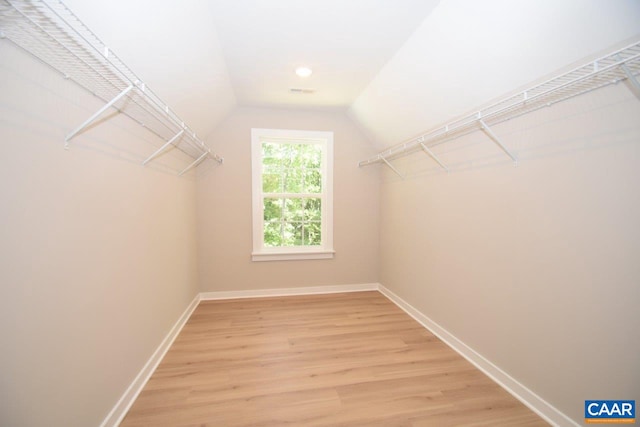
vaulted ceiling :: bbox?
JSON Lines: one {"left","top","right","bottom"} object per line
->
{"left": 208, "top": 0, "right": 439, "bottom": 110}
{"left": 61, "top": 0, "right": 640, "bottom": 150}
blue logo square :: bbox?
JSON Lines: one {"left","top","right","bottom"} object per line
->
{"left": 585, "top": 400, "right": 635, "bottom": 423}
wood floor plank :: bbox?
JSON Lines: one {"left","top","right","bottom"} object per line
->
{"left": 121, "top": 291, "right": 547, "bottom": 426}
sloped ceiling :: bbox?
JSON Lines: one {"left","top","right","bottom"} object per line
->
{"left": 64, "top": 0, "right": 237, "bottom": 140}
{"left": 349, "top": 0, "right": 640, "bottom": 149}
{"left": 61, "top": 0, "right": 640, "bottom": 151}
{"left": 208, "top": 0, "right": 440, "bottom": 110}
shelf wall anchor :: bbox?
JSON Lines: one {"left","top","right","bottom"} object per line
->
{"left": 142, "top": 129, "right": 185, "bottom": 166}
{"left": 478, "top": 119, "right": 518, "bottom": 165}
{"left": 380, "top": 156, "right": 404, "bottom": 179}
{"left": 64, "top": 85, "right": 134, "bottom": 149}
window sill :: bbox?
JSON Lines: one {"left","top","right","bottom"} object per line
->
{"left": 251, "top": 249, "right": 335, "bottom": 262}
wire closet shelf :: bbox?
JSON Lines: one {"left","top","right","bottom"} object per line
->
{"left": 358, "top": 40, "right": 640, "bottom": 177}
{"left": 0, "top": 0, "right": 223, "bottom": 175}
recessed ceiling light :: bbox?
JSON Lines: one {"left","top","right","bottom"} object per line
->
{"left": 295, "top": 67, "right": 313, "bottom": 78}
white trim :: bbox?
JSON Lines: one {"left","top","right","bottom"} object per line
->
{"left": 251, "top": 249, "right": 335, "bottom": 262}
{"left": 99, "top": 294, "right": 201, "bottom": 427}
{"left": 377, "top": 284, "right": 579, "bottom": 427}
{"left": 200, "top": 283, "right": 379, "bottom": 300}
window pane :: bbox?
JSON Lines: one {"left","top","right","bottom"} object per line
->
{"left": 284, "top": 168, "right": 303, "bottom": 193}
{"left": 263, "top": 198, "right": 282, "bottom": 221}
{"left": 262, "top": 171, "right": 282, "bottom": 193}
{"left": 303, "top": 144, "right": 322, "bottom": 168}
{"left": 305, "top": 221, "right": 321, "bottom": 246}
{"left": 282, "top": 221, "right": 296, "bottom": 246}
{"left": 262, "top": 142, "right": 283, "bottom": 167}
{"left": 292, "top": 222, "right": 303, "bottom": 246}
{"left": 283, "top": 198, "right": 304, "bottom": 221}
{"left": 303, "top": 169, "right": 322, "bottom": 193}
{"left": 262, "top": 198, "right": 323, "bottom": 247}
{"left": 304, "top": 198, "right": 321, "bottom": 220}
{"left": 281, "top": 144, "right": 297, "bottom": 168}
{"left": 263, "top": 197, "right": 323, "bottom": 247}
{"left": 264, "top": 221, "right": 283, "bottom": 247}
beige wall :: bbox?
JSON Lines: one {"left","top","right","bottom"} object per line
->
{"left": 0, "top": 44, "right": 200, "bottom": 426}
{"left": 196, "top": 107, "right": 380, "bottom": 291}
{"left": 377, "top": 83, "right": 640, "bottom": 424}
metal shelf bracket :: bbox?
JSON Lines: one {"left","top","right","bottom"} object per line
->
{"left": 478, "top": 119, "right": 518, "bottom": 166}
{"left": 64, "top": 84, "right": 134, "bottom": 149}
{"left": 380, "top": 156, "right": 404, "bottom": 179}
{"left": 418, "top": 139, "right": 449, "bottom": 173}
{"left": 620, "top": 62, "right": 640, "bottom": 93}
{"left": 179, "top": 151, "right": 209, "bottom": 176}
{"left": 142, "top": 129, "right": 184, "bottom": 166}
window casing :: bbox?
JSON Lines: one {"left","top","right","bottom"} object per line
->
{"left": 251, "top": 128, "right": 334, "bottom": 261}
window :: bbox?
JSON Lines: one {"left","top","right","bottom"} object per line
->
{"left": 251, "top": 128, "right": 334, "bottom": 261}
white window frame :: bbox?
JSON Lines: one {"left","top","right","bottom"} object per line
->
{"left": 251, "top": 128, "right": 334, "bottom": 262}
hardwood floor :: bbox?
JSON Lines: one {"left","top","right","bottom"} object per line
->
{"left": 121, "top": 291, "right": 547, "bottom": 426}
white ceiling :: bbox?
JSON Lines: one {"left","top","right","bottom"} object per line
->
{"left": 209, "top": 0, "right": 440, "bottom": 110}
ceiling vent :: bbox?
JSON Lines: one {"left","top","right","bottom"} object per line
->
{"left": 289, "top": 88, "right": 316, "bottom": 94}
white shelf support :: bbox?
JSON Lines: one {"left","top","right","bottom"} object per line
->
{"left": 142, "top": 129, "right": 184, "bottom": 166}
{"left": 179, "top": 151, "right": 209, "bottom": 176}
{"left": 380, "top": 156, "right": 404, "bottom": 179}
{"left": 620, "top": 63, "right": 640, "bottom": 93}
{"left": 64, "top": 84, "right": 134, "bottom": 149}
{"left": 419, "top": 142, "right": 449, "bottom": 173}
{"left": 478, "top": 119, "right": 518, "bottom": 165}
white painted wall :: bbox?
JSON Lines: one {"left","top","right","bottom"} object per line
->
{"left": 349, "top": 0, "right": 640, "bottom": 148}
{"left": 377, "top": 83, "right": 640, "bottom": 424}
{"left": 0, "top": 43, "right": 200, "bottom": 427}
{"left": 196, "top": 107, "right": 380, "bottom": 292}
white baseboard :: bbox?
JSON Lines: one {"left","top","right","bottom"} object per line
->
{"left": 199, "top": 283, "right": 379, "bottom": 300}
{"left": 99, "top": 294, "right": 201, "bottom": 427}
{"left": 377, "top": 284, "right": 578, "bottom": 427}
